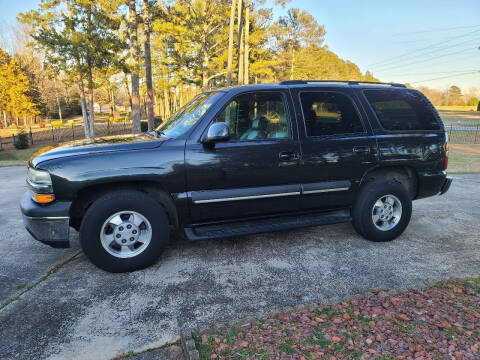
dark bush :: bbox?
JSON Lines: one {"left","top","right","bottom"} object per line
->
{"left": 14, "top": 132, "right": 30, "bottom": 149}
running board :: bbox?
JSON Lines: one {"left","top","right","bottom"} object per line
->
{"left": 184, "top": 209, "right": 351, "bottom": 241}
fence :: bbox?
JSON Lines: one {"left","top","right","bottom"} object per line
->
{"left": 0, "top": 122, "right": 133, "bottom": 150}
{"left": 445, "top": 125, "right": 480, "bottom": 144}
{"left": 2, "top": 121, "right": 480, "bottom": 150}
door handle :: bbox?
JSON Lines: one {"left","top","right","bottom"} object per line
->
{"left": 353, "top": 146, "right": 370, "bottom": 154}
{"left": 279, "top": 151, "right": 299, "bottom": 161}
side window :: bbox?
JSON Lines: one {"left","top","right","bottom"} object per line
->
{"left": 215, "top": 92, "right": 291, "bottom": 140}
{"left": 364, "top": 89, "right": 441, "bottom": 131}
{"left": 300, "top": 92, "right": 364, "bottom": 136}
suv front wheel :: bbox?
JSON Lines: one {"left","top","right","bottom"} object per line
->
{"left": 352, "top": 180, "right": 412, "bottom": 242}
{"left": 80, "top": 190, "right": 170, "bottom": 272}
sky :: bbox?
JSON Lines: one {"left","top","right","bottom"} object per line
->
{"left": 1, "top": 0, "right": 479, "bottom": 91}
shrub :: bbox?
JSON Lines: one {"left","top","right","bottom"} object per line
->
{"left": 14, "top": 130, "right": 29, "bottom": 149}
{"left": 50, "top": 120, "right": 63, "bottom": 128}
{"left": 108, "top": 116, "right": 123, "bottom": 124}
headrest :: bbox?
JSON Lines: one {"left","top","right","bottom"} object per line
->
{"left": 252, "top": 117, "right": 268, "bottom": 130}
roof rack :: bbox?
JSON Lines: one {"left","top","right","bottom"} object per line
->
{"left": 279, "top": 80, "right": 406, "bottom": 88}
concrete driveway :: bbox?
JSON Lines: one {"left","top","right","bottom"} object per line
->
{"left": 0, "top": 166, "right": 479, "bottom": 360}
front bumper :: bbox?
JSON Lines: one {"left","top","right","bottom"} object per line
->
{"left": 20, "top": 191, "right": 72, "bottom": 248}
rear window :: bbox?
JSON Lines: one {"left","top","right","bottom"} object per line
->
{"left": 364, "top": 89, "right": 441, "bottom": 131}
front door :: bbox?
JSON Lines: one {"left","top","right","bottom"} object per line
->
{"left": 185, "top": 90, "right": 302, "bottom": 223}
{"left": 290, "top": 88, "right": 378, "bottom": 211}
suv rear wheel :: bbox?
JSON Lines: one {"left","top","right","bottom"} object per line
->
{"left": 352, "top": 180, "right": 412, "bottom": 242}
{"left": 80, "top": 190, "right": 169, "bottom": 272}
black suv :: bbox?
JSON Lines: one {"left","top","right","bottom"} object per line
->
{"left": 21, "top": 81, "right": 452, "bottom": 272}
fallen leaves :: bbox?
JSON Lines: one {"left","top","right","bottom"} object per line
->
{"left": 396, "top": 313, "right": 411, "bottom": 322}
{"left": 194, "top": 278, "right": 480, "bottom": 360}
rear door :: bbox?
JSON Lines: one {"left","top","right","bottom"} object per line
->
{"left": 290, "top": 87, "right": 379, "bottom": 211}
{"left": 360, "top": 88, "right": 445, "bottom": 163}
{"left": 185, "top": 90, "right": 302, "bottom": 223}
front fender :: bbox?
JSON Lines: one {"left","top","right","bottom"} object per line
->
{"left": 37, "top": 141, "right": 186, "bottom": 201}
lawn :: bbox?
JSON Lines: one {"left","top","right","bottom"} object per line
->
{"left": 438, "top": 110, "right": 480, "bottom": 127}
{"left": 0, "top": 146, "right": 44, "bottom": 167}
{"left": 194, "top": 278, "right": 480, "bottom": 360}
{"left": 448, "top": 144, "right": 480, "bottom": 174}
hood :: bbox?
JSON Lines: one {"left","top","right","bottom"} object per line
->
{"left": 30, "top": 133, "right": 165, "bottom": 167}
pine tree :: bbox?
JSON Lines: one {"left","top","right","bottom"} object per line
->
{"left": 128, "top": 0, "right": 142, "bottom": 134}
{"left": 143, "top": 0, "right": 155, "bottom": 131}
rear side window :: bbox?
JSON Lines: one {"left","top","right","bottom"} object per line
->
{"left": 300, "top": 92, "right": 364, "bottom": 136}
{"left": 364, "top": 89, "right": 441, "bottom": 131}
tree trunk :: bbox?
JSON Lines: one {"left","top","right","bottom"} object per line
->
{"left": 163, "top": 87, "right": 170, "bottom": 120}
{"left": 142, "top": 0, "right": 155, "bottom": 131}
{"left": 87, "top": 74, "right": 95, "bottom": 139}
{"left": 67, "top": 0, "right": 91, "bottom": 138}
{"left": 290, "top": 46, "right": 295, "bottom": 80}
{"left": 243, "top": 0, "right": 250, "bottom": 85}
{"left": 123, "top": 74, "right": 132, "bottom": 112}
{"left": 79, "top": 81, "right": 90, "bottom": 138}
{"left": 86, "top": 6, "right": 95, "bottom": 137}
{"left": 202, "top": 52, "right": 209, "bottom": 91}
{"left": 2, "top": 111, "right": 7, "bottom": 128}
{"left": 54, "top": 78, "right": 63, "bottom": 122}
{"left": 128, "top": 0, "right": 142, "bottom": 134}
{"left": 226, "top": 0, "right": 237, "bottom": 87}
{"left": 88, "top": 92, "right": 95, "bottom": 137}
{"left": 237, "top": 0, "right": 244, "bottom": 85}
{"left": 110, "top": 90, "right": 115, "bottom": 118}
{"left": 155, "top": 94, "right": 162, "bottom": 121}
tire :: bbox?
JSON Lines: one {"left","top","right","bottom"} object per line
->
{"left": 79, "top": 190, "right": 169, "bottom": 272}
{"left": 352, "top": 180, "right": 412, "bottom": 242}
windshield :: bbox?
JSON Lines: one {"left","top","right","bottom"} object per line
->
{"left": 156, "top": 91, "right": 223, "bottom": 138}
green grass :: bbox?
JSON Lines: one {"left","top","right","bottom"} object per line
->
{"left": 0, "top": 145, "right": 44, "bottom": 166}
{"left": 278, "top": 341, "right": 296, "bottom": 355}
{"left": 448, "top": 144, "right": 480, "bottom": 174}
{"left": 16, "top": 282, "right": 27, "bottom": 290}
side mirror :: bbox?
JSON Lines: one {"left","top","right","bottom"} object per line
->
{"left": 203, "top": 122, "right": 230, "bottom": 143}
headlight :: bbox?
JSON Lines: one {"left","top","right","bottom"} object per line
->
{"left": 27, "top": 168, "right": 52, "bottom": 186}
{"left": 27, "top": 168, "right": 54, "bottom": 203}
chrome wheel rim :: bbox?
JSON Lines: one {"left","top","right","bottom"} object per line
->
{"left": 100, "top": 211, "right": 152, "bottom": 259}
{"left": 371, "top": 194, "right": 402, "bottom": 231}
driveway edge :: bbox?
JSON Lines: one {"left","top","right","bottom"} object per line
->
{"left": 181, "top": 329, "right": 200, "bottom": 360}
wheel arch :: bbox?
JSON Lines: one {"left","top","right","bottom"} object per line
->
{"left": 69, "top": 181, "right": 179, "bottom": 231}
{"left": 360, "top": 165, "right": 419, "bottom": 200}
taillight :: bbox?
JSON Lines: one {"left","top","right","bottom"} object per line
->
{"left": 443, "top": 143, "right": 449, "bottom": 170}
